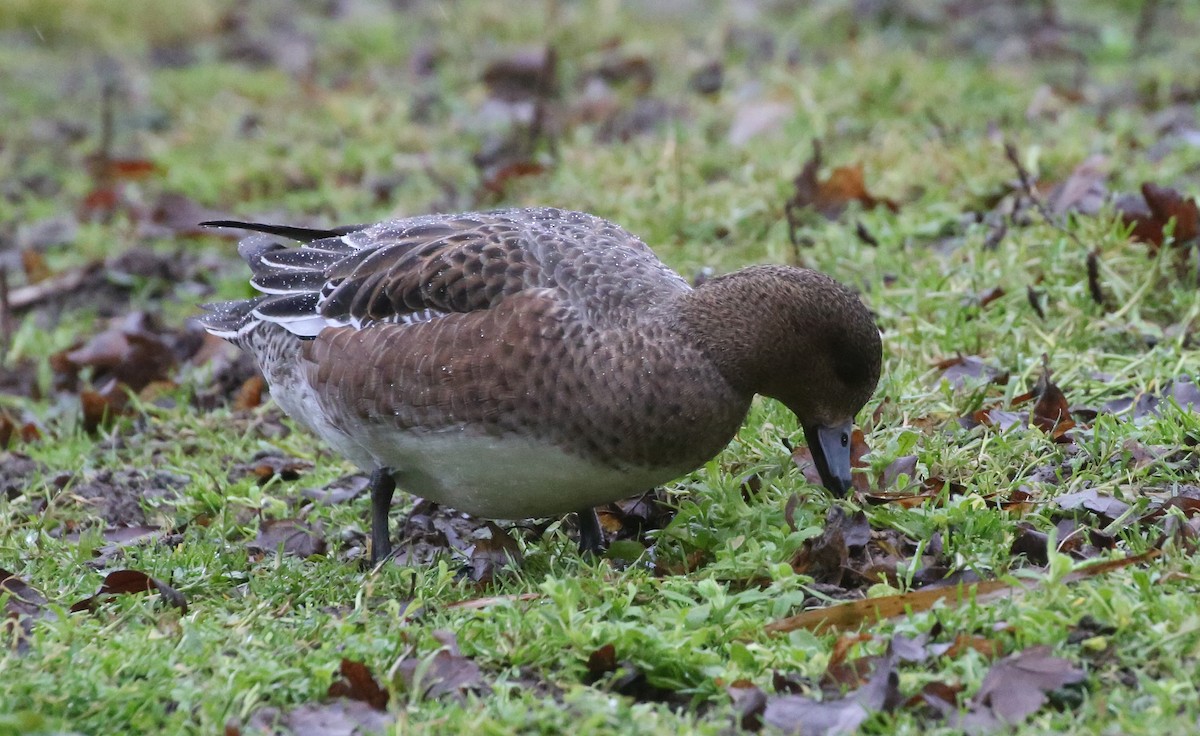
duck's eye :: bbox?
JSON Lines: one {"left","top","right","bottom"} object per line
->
{"left": 841, "top": 432, "right": 849, "bottom": 448}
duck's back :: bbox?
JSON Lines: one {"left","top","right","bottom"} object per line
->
{"left": 200, "top": 208, "right": 750, "bottom": 512}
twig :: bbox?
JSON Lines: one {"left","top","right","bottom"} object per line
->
{"left": 0, "top": 265, "right": 11, "bottom": 354}
{"left": 1134, "top": 0, "right": 1160, "bottom": 51}
{"left": 1003, "top": 140, "right": 1108, "bottom": 308}
{"left": 7, "top": 263, "right": 100, "bottom": 311}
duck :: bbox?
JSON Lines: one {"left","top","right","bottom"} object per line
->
{"left": 199, "top": 207, "right": 882, "bottom": 564}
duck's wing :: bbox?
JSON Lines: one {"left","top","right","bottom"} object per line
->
{"left": 199, "top": 208, "right": 686, "bottom": 341}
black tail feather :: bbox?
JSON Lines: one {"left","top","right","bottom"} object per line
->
{"left": 200, "top": 220, "right": 365, "bottom": 243}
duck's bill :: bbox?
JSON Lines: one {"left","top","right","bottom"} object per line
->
{"left": 802, "top": 421, "right": 855, "bottom": 495}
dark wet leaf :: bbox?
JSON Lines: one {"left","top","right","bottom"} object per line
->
{"left": 791, "top": 507, "right": 869, "bottom": 584}
{"left": 1054, "top": 488, "right": 1131, "bottom": 524}
{"left": 396, "top": 630, "right": 485, "bottom": 702}
{"left": 953, "top": 646, "right": 1085, "bottom": 731}
{"left": 327, "top": 659, "right": 388, "bottom": 711}
{"left": 1, "top": 568, "right": 52, "bottom": 654}
{"left": 1010, "top": 523, "right": 1050, "bottom": 565}
{"left": 688, "top": 60, "right": 723, "bottom": 95}
{"left": 70, "top": 569, "right": 187, "bottom": 614}
{"left": 1026, "top": 357, "right": 1075, "bottom": 440}
{"left": 880, "top": 455, "right": 919, "bottom": 490}
{"left": 301, "top": 474, "right": 371, "bottom": 506}
{"left": 1118, "top": 182, "right": 1200, "bottom": 252}
{"left": 1027, "top": 285, "right": 1046, "bottom": 319}
{"left": 597, "top": 488, "right": 676, "bottom": 542}
{"left": 249, "top": 519, "right": 327, "bottom": 559}
{"left": 727, "top": 681, "right": 767, "bottom": 731}
{"left": 244, "top": 700, "right": 393, "bottom": 736}
{"left": 586, "top": 644, "right": 618, "bottom": 679}
{"left": 763, "top": 653, "right": 898, "bottom": 736}
{"left": 935, "top": 355, "right": 1009, "bottom": 388}
{"left": 147, "top": 191, "right": 234, "bottom": 237}
{"left": 481, "top": 47, "right": 558, "bottom": 102}
{"left": 466, "top": 523, "right": 522, "bottom": 583}
{"left": 230, "top": 452, "right": 314, "bottom": 484}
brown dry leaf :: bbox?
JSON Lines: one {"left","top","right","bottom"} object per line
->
{"left": 766, "top": 549, "right": 1160, "bottom": 635}
{"left": 786, "top": 142, "right": 899, "bottom": 239}
{"left": 952, "top": 646, "right": 1085, "bottom": 731}
{"left": 248, "top": 519, "right": 327, "bottom": 559}
{"left": 233, "top": 375, "right": 265, "bottom": 410}
{"left": 0, "top": 411, "right": 41, "bottom": 448}
{"left": 20, "top": 249, "right": 52, "bottom": 284}
{"left": 64, "top": 525, "right": 165, "bottom": 564}
{"left": 1030, "top": 360, "right": 1075, "bottom": 441}
{"left": 1, "top": 568, "right": 52, "bottom": 654}
{"left": 70, "top": 569, "right": 187, "bottom": 614}
{"left": 396, "top": 630, "right": 485, "bottom": 702}
{"left": 445, "top": 592, "right": 541, "bottom": 611}
{"left": 1118, "top": 182, "right": 1200, "bottom": 252}
{"left": 327, "top": 659, "right": 388, "bottom": 711}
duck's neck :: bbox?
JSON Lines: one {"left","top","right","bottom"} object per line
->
{"left": 674, "top": 266, "right": 807, "bottom": 397}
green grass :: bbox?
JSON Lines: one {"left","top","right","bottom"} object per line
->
{"left": 4, "top": 1, "right": 1200, "bottom": 733}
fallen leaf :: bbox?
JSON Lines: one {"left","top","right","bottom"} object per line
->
{"left": 727, "top": 681, "right": 767, "bottom": 731}
{"left": 1, "top": 568, "right": 52, "bottom": 654}
{"left": 953, "top": 646, "right": 1085, "bottom": 731}
{"left": 481, "top": 47, "right": 558, "bottom": 102}
{"left": 766, "top": 550, "right": 1160, "bottom": 634}
{"left": 1030, "top": 358, "right": 1075, "bottom": 440}
{"left": 248, "top": 519, "right": 327, "bottom": 559}
{"left": 786, "top": 142, "right": 899, "bottom": 242}
{"left": 1054, "top": 488, "right": 1131, "bottom": 525}
{"left": 791, "top": 507, "right": 855, "bottom": 584}
{"left": 763, "top": 653, "right": 898, "bottom": 736}
{"left": 70, "top": 569, "right": 187, "bottom": 614}
{"left": 244, "top": 700, "right": 393, "bottom": 735}
{"left": 1118, "top": 182, "right": 1200, "bottom": 252}
{"left": 327, "top": 659, "right": 388, "bottom": 711}
{"left": 1045, "top": 155, "right": 1108, "bottom": 217}
{"left": 935, "top": 355, "right": 1009, "bottom": 389}
{"left": 396, "top": 630, "right": 485, "bottom": 702}
{"left": 230, "top": 452, "right": 313, "bottom": 484}
{"left": 465, "top": 523, "right": 522, "bottom": 583}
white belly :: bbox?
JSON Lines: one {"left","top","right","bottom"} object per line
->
{"left": 358, "top": 428, "right": 682, "bottom": 519}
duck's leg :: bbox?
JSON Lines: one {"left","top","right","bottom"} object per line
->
{"left": 576, "top": 507, "right": 604, "bottom": 555}
{"left": 369, "top": 467, "right": 397, "bottom": 565}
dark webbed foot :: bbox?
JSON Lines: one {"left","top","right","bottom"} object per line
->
{"left": 369, "top": 467, "right": 397, "bottom": 565}
{"left": 576, "top": 507, "right": 605, "bottom": 555}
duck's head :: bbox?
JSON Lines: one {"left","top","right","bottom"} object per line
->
{"left": 680, "top": 264, "right": 882, "bottom": 495}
